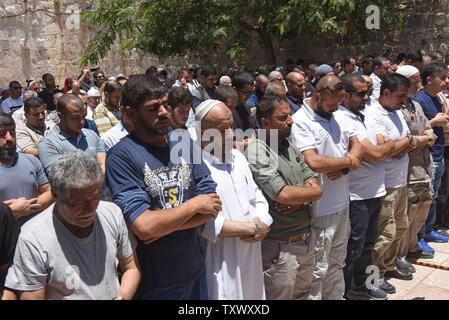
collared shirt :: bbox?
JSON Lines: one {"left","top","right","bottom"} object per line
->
{"left": 370, "top": 72, "right": 382, "bottom": 99}
{"left": 201, "top": 149, "right": 271, "bottom": 300}
{"left": 290, "top": 98, "right": 355, "bottom": 216}
{"left": 100, "top": 120, "right": 129, "bottom": 152}
{"left": 336, "top": 105, "right": 386, "bottom": 200}
{"left": 246, "top": 137, "right": 316, "bottom": 236}
{"left": 16, "top": 120, "right": 55, "bottom": 152}
{"left": 366, "top": 99, "right": 410, "bottom": 188}
{"left": 93, "top": 101, "right": 121, "bottom": 136}
{"left": 38, "top": 125, "right": 105, "bottom": 172}
{"left": 286, "top": 93, "right": 302, "bottom": 115}
{"left": 401, "top": 100, "right": 433, "bottom": 184}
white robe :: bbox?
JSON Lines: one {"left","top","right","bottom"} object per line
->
{"left": 201, "top": 149, "right": 272, "bottom": 300}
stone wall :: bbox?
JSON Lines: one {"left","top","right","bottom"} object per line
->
{"left": 0, "top": 0, "right": 449, "bottom": 87}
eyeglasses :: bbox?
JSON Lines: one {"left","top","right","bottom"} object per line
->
{"left": 411, "top": 79, "right": 422, "bottom": 85}
{"left": 348, "top": 90, "right": 369, "bottom": 98}
{"left": 317, "top": 82, "right": 344, "bottom": 93}
{"left": 12, "top": 86, "right": 21, "bottom": 90}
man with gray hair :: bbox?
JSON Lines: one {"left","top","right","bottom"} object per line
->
{"left": 265, "top": 81, "right": 287, "bottom": 98}
{"left": 2, "top": 151, "right": 141, "bottom": 300}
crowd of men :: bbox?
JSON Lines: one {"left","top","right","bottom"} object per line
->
{"left": 1, "top": 48, "right": 449, "bottom": 300}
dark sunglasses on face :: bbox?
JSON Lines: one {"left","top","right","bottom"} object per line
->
{"left": 239, "top": 89, "right": 253, "bottom": 96}
{"left": 348, "top": 90, "right": 369, "bottom": 98}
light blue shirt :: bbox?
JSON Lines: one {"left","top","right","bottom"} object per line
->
{"left": 38, "top": 125, "right": 105, "bottom": 172}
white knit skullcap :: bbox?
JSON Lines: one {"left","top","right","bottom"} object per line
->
{"left": 396, "top": 65, "right": 419, "bottom": 79}
{"left": 195, "top": 99, "right": 223, "bottom": 122}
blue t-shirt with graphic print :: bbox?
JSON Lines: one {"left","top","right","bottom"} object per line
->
{"left": 106, "top": 131, "right": 216, "bottom": 297}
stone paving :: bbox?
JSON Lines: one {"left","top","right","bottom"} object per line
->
{"left": 387, "top": 229, "right": 449, "bottom": 300}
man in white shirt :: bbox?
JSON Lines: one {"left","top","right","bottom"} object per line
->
{"left": 370, "top": 56, "right": 393, "bottom": 99}
{"left": 290, "top": 75, "right": 364, "bottom": 300}
{"left": 195, "top": 100, "right": 272, "bottom": 300}
{"left": 366, "top": 73, "right": 416, "bottom": 294}
{"left": 338, "top": 73, "right": 395, "bottom": 300}
{"left": 1, "top": 81, "right": 23, "bottom": 114}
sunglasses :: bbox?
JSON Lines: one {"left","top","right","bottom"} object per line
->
{"left": 12, "top": 86, "right": 21, "bottom": 90}
{"left": 348, "top": 90, "right": 369, "bottom": 98}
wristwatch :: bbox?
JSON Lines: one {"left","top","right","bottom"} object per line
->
{"left": 254, "top": 222, "right": 261, "bottom": 239}
{"left": 342, "top": 168, "right": 350, "bottom": 175}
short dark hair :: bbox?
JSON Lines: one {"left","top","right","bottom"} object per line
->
{"left": 167, "top": 86, "right": 193, "bottom": 109}
{"left": 57, "top": 93, "right": 84, "bottom": 115}
{"left": 214, "top": 85, "right": 238, "bottom": 103}
{"left": 407, "top": 50, "right": 423, "bottom": 63}
{"left": 232, "top": 72, "right": 254, "bottom": 90}
{"left": 421, "top": 61, "right": 448, "bottom": 85}
{"left": 341, "top": 73, "right": 365, "bottom": 93}
{"left": 24, "top": 97, "right": 46, "bottom": 114}
{"left": 380, "top": 73, "right": 410, "bottom": 95}
{"left": 0, "top": 112, "right": 15, "bottom": 127}
{"left": 342, "top": 56, "right": 354, "bottom": 67}
{"left": 363, "top": 56, "right": 374, "bottom": 66}
{"left": 42, "top": 73, "right": 53, "bottom": 81}
{"left": 373, "top": 56, "right": 390, "bottom": 69}
{"left": 121, "top": 74, "right": 166, "bottom": 110}
{"left": 256, "top": 95, "right": 286, "bottom": 124}
{"left": 201, "top": 65, "right": 217, "bottom": 78}
{"left": 145, "top": 66, "right": 157, "bottom": 75}
{"left": 8, "top": 81, "right": 20, "bottom": 89}
{"left": 104, "top": 80, "right": 122, "bottom": 94}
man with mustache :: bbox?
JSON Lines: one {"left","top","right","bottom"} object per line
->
{"left": 106, "top": 74, "right": 222, "bottom": 300}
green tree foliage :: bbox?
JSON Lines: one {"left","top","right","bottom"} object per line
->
{"left": 81, "top": 0, "right": 403, "bottom": 66}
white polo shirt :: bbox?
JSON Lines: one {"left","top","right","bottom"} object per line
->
{"left": 336, "top": 106, "right": 386, "bottom": 201}
{"left": 365, "top": 99, "right": 409, "bottom": 189}
{"left": 290, "top": 98, "right": 355, "bottom": 217}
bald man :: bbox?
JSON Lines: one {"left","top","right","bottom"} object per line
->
{"left": 285, "top": 72, "right": 306, "bottom": 114}
{"left": 195, "top": 100, "right": 272, "bottom": 299}
{"left": 290, "top": 75, "right": 364, "bottom": 300}
{"left": 67, "top": 80, "right": 86, "bottom": 96}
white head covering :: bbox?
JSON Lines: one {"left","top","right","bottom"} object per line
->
{"left": 396, "top": 65, "right": 419, "bottom": 79}
{"left": 86, "top": 87, "right": 101, "bottom": 98}
{"left": 195, "top": 99, "right": 223, "bottom": 122}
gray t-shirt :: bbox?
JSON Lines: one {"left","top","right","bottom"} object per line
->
{"left": 5, "top": 201, "right": 135, "bottom": 300}
{"left": 0, "top": 152, "right": 48, "bottom": 202}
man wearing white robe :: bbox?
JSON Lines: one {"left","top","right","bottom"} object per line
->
{"left": 195, "top": 100, "right": 273, "bottom": 300}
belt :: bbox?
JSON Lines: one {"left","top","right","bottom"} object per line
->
{"left": 267, "top": 232, "right": 310, "bottom": 242}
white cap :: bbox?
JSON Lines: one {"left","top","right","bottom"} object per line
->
{"left": 86, "top": 87, "right": 101, "bottom": 98}
{"left": 396, "top": 65, "right": 420, "bottom": 79}
{"left": 195, "top": 99, "right": 223, "bottom": 122}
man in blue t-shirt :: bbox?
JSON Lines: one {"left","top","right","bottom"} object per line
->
{"left": 412, "top": 61, "right": 449, "bottom": 254}
{"left": 106, "top": 75, "right": 222, "bottom": 300}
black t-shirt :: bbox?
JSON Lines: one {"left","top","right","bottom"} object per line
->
{"left": 0, "top": 203, "right": 20, "bottom": 266}
{"left": 38, "top": 89, "right": 63, "bottom": 111}
{"left": 233, "top": 104, "right": 253, "bottom": 131}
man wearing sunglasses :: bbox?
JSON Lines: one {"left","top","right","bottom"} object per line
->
{"left": 338, "top": 73, "right": 395, "bottom": 300}
{"left": 290, "top": 75, "right": 364, "bottom": 300}
{"left": 1, "top": 81, "right": 23, "bottom": 115}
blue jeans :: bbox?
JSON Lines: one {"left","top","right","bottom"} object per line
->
{"left": 140, "top": 268, "right": 208, "bottom": 300}
{"left": 418, "top": 159, "right": 444, "bottom": 239}
{"left": 343, "top": 197, "right": 382, "bottom": 297}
